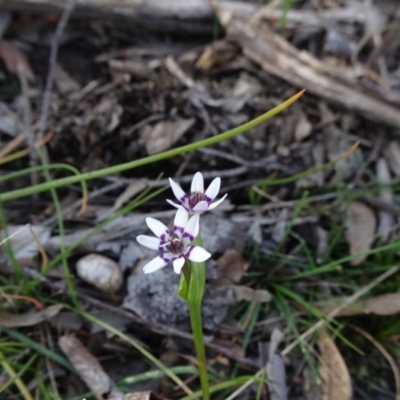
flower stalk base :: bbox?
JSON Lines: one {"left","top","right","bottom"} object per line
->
{"left": 179, "top": 235, "right": 210, "bottom": 400}
{"left": 188, "top": 298, "right": 209, "bottom": 400}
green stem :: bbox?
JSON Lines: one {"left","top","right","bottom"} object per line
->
{"left": 0, "top": 90, "right": 304, "bottom": 202}
{"left": 188, "top": 300, "right": 209, "bottom": 400}
{"left": 186, "top": 234, "right": 209, "bottom": 400}
{"left": 0, "top": 162, "right": 88, "bottom": 204}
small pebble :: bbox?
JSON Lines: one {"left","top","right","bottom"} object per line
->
{"left": 76, "top": 254, "right": 123, "bottom": 292}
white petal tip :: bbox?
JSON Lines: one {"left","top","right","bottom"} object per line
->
{"left": 145, "top": 217, "right": 169, "bottom": 238}
{"left": 166, "top": 199, "right": 181, "bottom": 209}
{"left": 169, "top": 178, "right": 186, "bottom": 202}
{"left": 174, "top": 208, "right": 189, "bottom": 229}
{"left": 187, "top": 246, "right": 211, "bottom": 262}
{"left": 191, "top": 172, "right": 204, "bottom": 193}
{"left": 208, "top": 194, "right": 227, "bottom": 210}
{"left": 205, "top": 177, "right": 221, "bottom": 200}
{"left": 136, "top": 235, "right": 160, "bottom": 250}
{"left": 142, "top": 256, "right": 169, "bottom": 274}
{"left": 173, "top": 257, "right": 185, "bottom": 274}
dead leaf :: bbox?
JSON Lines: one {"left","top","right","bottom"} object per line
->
{"left": 215, "top": 249, "right": 250, "bottom": 285}
{"left": 264, "top": 329, "right": 287, "bottom": 400}
{"left": 376, "top": 158, "right": 394, "bottom": 240}
{"left": 0, "top": 102, "right": 20, "bottom": 137}
{"left": 314, "top": 297, "right": 367, "bottom": 317}
{"left": 363, "top": 293, "right": 400, "bottom": 316}
{"left": 318, "top": 329, "right": 352, "bottom": 400}
{"left": 54, "top": 63, "right": 81, "bottom": 94}
{"left": 345, "top": 201, "right": 376, "bottom": 266}
{"left": 0, "top": 304, "right": 63, "bottom": 327}
{"left": 195, "top": 40, "right": 237, "bottom": 70}
{"left": 320, "top": 103, "right": 355, "bottom": 179}
{"left": 0, "top": 224, "right": 51, "bottom": 260}
{"left": 232, "top": 285, "right": 272, "bottom": 303}
{"left": 59, "top": 335, "right": 122, "bottom": 400}
{"left": 108, "top": 59, "right": 151, "bottom": 82}
{"left": 272, "top": 208, "right": 289, "bottom": 243}
{"left": 221, "top": 72, "right": 261, "bottom": 113}
{"left": 295, "top": 111, "right": 312, "bottom": 141}
{"left": 51, "top": 311, "right": 82, "bottom": 331}
{"left": 298, "top": 142, "right": 324, "bottom": 188}
{"left": 315, "top": 225, "right": 329, "bottom": 264}
{"left": 0, "top": 40, "right": 35, "bottom": 82}
{"left": 315, "top": 293, "right": 400, "bottom": 317}
{"left": 140, "top": 118, "right": 195, "bottom": 155}
{"left": 386, "top": 141, "right": 400, "bottom": 177}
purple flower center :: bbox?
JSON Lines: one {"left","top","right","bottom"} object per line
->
{"left": 189, "top": 191, "right": 207, "bottom": 210}
{"left": 166, "top": 233, "right": 184, "bottom": 254}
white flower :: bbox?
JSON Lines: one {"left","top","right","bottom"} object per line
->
{"left": 136, "top": 209, "right": 211, "bottom": 274}
{"left": 167, "top": 172, "right": 227, "bottom": 214}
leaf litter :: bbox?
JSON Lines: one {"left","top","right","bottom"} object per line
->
{"left": 1, "top": 1, "right": 400, "bottom": 398}
{"left": 345, "top": 201, "right": 376, "bottom": 266}
{"left": 318, "top": 329, "right": 352, "bottom": 400}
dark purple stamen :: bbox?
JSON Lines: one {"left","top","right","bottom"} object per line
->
{"left": 166, "top": 233, "right": 184, "bottom": 254}
{"left": 189, "top": 192, "right": 207, "bottom": 210}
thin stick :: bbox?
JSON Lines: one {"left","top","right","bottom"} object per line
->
{"left": 37, "top": 0, "right": 75, "bottom": 142}
{"left": 17, "top": 61, "right": 37, "bottom": 187}
{"left": 0, "top": 224, "right": 30, "bottom": 246}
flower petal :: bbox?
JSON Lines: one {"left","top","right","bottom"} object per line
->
{"left": 191, "top": 172, "right": 204, "bottom": 193}
{"left": 192, "top": 201, "right": 209, "bottom": 213}
{"left": 183, "top": 214, "right": 199, "bottom": 241}
{"left": 146, "top": 217, "right": 169, "bottom": 239}
{"left": 166, "top": 199, "right": 188, "bottom": 211}
{"left": 185, "top": 245, "right": 211, "bottom": 262}
{"left": 169, "top": 178, "right": 187, "bottom": 203}
{"left": 173, "top": 256, "right": 185, "bottom": 274}
{"left": 174, "top": 209, "right": 188, "bottom": 231}
{"left": 208, "top": 194, "right": 227, "bottom": 210}
{"left": 143, "top": 256, "right": 169, "bottom": 274}
{"left": 136, "top": 235, "right": 161, "bottom": 250}
{"left": 205, "top": 177, "right": 221, "bottom": 201}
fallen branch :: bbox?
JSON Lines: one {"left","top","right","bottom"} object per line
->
{"left": 0, "top": 0, "right": 388, "bottom": 34}
{"left": 219, "top": 11, "right": 400, "bottom": 129}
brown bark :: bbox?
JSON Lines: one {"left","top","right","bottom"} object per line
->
{"left": 0, "top": 0, "right": 216, "bottom": 34}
